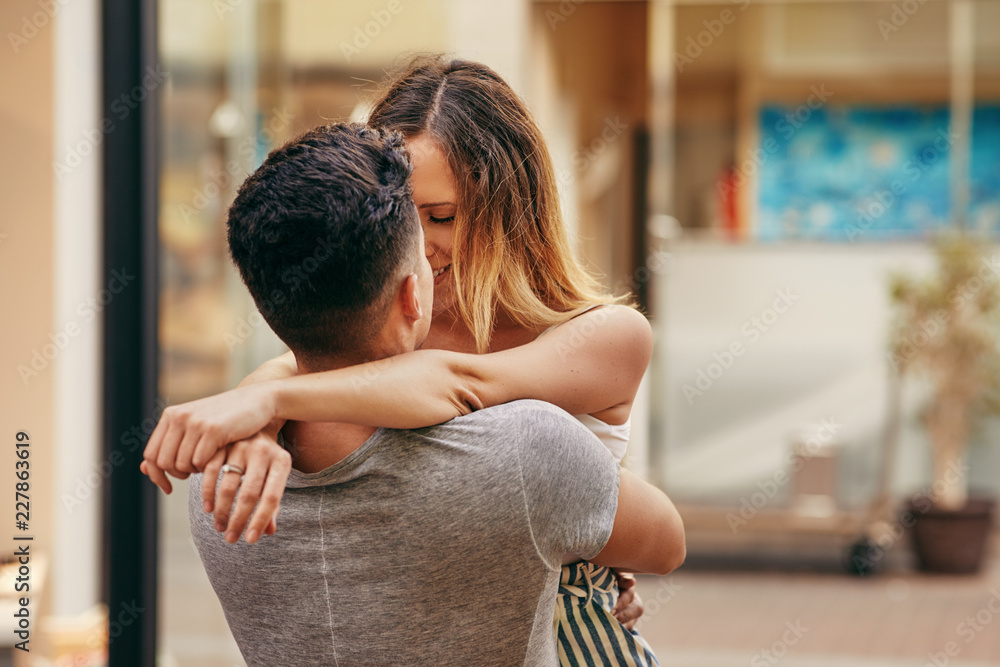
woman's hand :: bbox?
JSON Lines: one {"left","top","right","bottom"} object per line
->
{"left": 612, "top": 571, "right": 644, "bottom": 629}
{"left": 203, "top": 432, "right": 291, "bottom": 544}
{"left": 142, "top": 383, "right": 279, "bottom": 493}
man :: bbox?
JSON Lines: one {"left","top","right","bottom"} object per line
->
{"left": 155, "top": 124, "right": 683, "bottom": 665}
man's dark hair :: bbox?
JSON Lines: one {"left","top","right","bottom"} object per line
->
{"left": 227, "top": 123, "right": 419, "bottom": 363}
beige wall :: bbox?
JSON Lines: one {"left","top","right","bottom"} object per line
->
{"left": 533, "top": 1, "right": 648, "bottom": 290}
{"left": 281, "top": 0, "right": 452, "bottom": 69}
{"left": 0, "top": 0, "right": 57, "bottom": 617}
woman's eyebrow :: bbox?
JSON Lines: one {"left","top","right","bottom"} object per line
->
{"left": 417, "top": 201, "right": 455, "bottom": 209}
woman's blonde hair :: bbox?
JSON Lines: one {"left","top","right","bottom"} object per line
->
{"left": 368, "top": 55, "right": 621, "bottom": 353}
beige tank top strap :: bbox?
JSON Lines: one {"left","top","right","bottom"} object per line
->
{"left": 537, "top": 304, "right": 605, "bottom": 338}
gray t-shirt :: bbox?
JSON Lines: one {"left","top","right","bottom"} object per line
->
{"left": 189, "top": 399, "right": 619, "bottom": 666}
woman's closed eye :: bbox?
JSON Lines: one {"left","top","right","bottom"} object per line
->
{"left": 429, "top": 215, "right": 455, "bottom": 224}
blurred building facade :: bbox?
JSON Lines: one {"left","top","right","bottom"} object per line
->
{"left": 157, "top": 2, "right": 1000, "bottom": 662}
{"left": 3, "top": 0, "right": 1000, "bottom": 664}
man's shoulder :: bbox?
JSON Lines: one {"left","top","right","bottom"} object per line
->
{"left": 448, "top": 399, "right": 583, "bottom": 430}
{"left": 425, "top": 400, "right": 601, "bottom": 463}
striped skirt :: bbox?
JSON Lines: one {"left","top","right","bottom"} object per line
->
{"left": 554, "top": 561, "right": 659, "bottom": 666}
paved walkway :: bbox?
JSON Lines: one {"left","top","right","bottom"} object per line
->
{"left": 635, "top": 554, "right": 1000, "bottom": 667}
{"left": 163, "top": 475, "right": 1000, "bottom": 666}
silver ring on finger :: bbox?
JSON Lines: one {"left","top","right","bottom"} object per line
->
{"left": 221, "top": 463, "right": 246, "bottom": 477}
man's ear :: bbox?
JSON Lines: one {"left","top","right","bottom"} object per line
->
{"left": 400, "top": 273, "right": 423, "bottom": 321}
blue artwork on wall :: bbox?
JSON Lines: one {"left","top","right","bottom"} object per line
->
{"left": 756, "top": 104, "right": 1000, "bottom": 242}
{"left": 971, "top": 106, "right": 1000, "bottom": 234}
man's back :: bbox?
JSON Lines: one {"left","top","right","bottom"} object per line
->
{"left": 189, "top": 400, "right": 619, "bottom": 666}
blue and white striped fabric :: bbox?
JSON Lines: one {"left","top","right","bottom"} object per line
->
{"left": 554, "top": 562, "right": 660, "bottom": 667}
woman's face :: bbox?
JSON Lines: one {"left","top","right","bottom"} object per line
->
{"left": 407, "top": 133, "right": 458, "bottom": 317}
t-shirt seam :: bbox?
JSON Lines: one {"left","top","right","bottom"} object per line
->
{"left": 515, "top": 401, "right": 620, "bottom": 564}
{"left": 512, "top": 416, "right": 562, "bottom": 574}
{"left": 318, "top": 487, "right": 340, "bottom": 666}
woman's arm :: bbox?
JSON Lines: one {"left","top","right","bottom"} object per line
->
{"left": 273, "top": 305, "right": 652, "bottom": 425}
{"left": 237, "top": 350, "right": 296, "bottom": 438}
{"left": 141, "top": 351, "right": 297, "bottom": 494}
{"left": 239, "top": 350, "right": 298, "bottom": 385}
{"left": 589, "top": 468, "right": 686, "bottom": 575}
{"left": 144, "top": 305, "right": 651, "bottom": 478}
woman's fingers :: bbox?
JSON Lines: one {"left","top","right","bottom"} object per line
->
{"left": 243, "top": 450, "right": 291, "bottom": 544}
{"left": 153, "top": 410, "right": 187, "bottom": 474}
{"left": 144, "top": 388, "right": 279, "bottom": 481}
{"left": 201, "top": 449, "right": 227, "bottom": 513}
{"left": 612, "top": 571, "right": 643, "bottom": 629}
{"left": 213, "top": 452, "right": 246, "bottom": 536}
{"left": 224, "top": 453, "right": 267, "bottom": 543}
{"left": 142, "top": 437, "right": 174, "bottom": 495}
{"left": 173, "top": 424, "right": 205, "bottom": 475}
{"left": 142, "top": 412, "right": 167, "bottom": 473}
{"left": 139, "top": 460, "right": 173, "bottom": 495}
{"left": 612, "top": 586, "right": 644, "bottom": 629}
{"left": 192, "top": 424, "right": 227, "bottom": 471}
{"left": 210, "top": 435, "right": 291, "bottom": 544}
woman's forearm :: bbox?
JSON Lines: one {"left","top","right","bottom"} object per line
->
{"left": 256, "top": 306, "right": 651, "bottom": 431}
{"left": 269, "top": 349, "right": 489, "bottom": 429}
{"left": 237, "top": 351, "right": 297, "bottom": 437}
{"left": 237, "top": 351, "right": 297, "bottom": 388}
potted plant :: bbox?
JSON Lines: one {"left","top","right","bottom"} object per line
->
{"left": 889, "top": 236, "right": 999, "bottom": 573}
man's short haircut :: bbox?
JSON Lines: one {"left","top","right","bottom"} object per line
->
{"left": 227, "top": 123, "right": 419, "bottom": 362}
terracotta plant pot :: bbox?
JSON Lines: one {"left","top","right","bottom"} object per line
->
{"left": 907, "top": 496, "right": 996, "bottom": 574}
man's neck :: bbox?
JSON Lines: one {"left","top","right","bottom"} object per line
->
{"left": 281, "top": 351, "right": 384, "bottom": 474}
{"left": 281, "top": 420, "right": 377, "bottom": 474}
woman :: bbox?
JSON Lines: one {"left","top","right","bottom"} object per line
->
{"left": 145, "top": 56, "right": 679, "bottom": 666}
